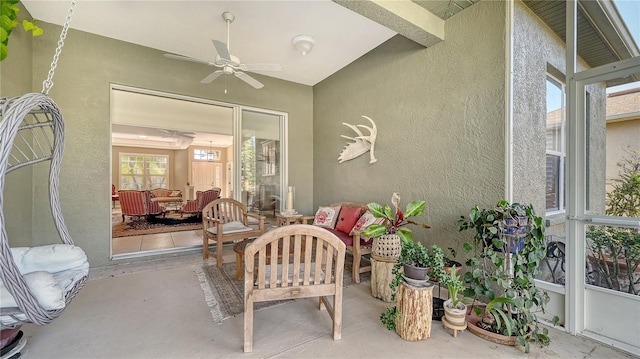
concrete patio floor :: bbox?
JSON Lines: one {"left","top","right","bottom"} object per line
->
{"left": 18, "top": 253, "right": 638, "bottom": 359}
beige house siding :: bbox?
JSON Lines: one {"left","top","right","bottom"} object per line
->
{"left": 606, "top": 88, "right": 640, "bottom": 187}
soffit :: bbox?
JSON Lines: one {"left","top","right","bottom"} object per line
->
{"left": 522, "top": 0, "right": 640, "bottom": 86}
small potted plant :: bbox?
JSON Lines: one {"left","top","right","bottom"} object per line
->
{"left": 362, "top": 192, "right": 431, "bottom": 260}
{"left": 441, "top": 265, "right": 467, "bottom": 326}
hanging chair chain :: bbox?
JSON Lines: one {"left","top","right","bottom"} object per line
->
{"left": 41, "top": 0, "right": 77, "bottom": 95}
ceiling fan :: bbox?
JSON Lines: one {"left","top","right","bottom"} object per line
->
{"left": 164, "top": 11, "right": 281, "bottom": 89}
{"left": 159, "top": 129, "right": 195, "bottom": 139}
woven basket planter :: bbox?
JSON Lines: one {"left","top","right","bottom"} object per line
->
{"left": 371, "top": 233, "right": 401, "bottom": 261}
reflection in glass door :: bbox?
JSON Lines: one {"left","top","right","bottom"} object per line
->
{"left": 239, "top": 109, "right": 287, "bottom": 223}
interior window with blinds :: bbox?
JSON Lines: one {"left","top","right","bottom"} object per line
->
{"left": 546, "top": 75, "right": 566, "bottom": 213}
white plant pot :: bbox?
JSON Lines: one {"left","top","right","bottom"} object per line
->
{"left": 443, "top": 298, "right": 467, "bottom": 326}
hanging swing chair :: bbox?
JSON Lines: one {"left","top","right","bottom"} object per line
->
{"left": 0, "top": 0, "right": 89, "bottom": 329}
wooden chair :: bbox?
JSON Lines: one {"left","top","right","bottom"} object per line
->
{"left": 243, "top": 224, "right": 345, "bottom": 353}
{"left": 202, "top": 198, "right": 265, "bottom": 265}
{"left": 330, "top": 202, "right": 372, "bottom": 283}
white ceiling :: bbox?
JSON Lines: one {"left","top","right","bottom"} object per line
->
{"left": 22, "top": 0, "right": 398, "bottom": 87}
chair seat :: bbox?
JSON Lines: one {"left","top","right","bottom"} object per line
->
{"left": 206, "top": 221, "right": 254, "bottom": 235}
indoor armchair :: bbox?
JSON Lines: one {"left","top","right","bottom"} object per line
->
{"left": 180, "top": 188, "right": 221, "bottom": 218}
{"left": 118, "top": 190, "right": 165, "bottom": 222}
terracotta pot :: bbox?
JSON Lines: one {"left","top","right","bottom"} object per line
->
{"left": 443, "top": 299, "right": 466, "bottom": 326}
{"left": 465, "top": 305, "right": 517, "bottom": 346}
{"left": 403, "top": 262, "right": 430, "bottom": 280}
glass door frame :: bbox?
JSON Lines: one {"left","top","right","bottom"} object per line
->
{"left": 565, "top": 0, "right": 640, "bottom": 352}
{"left": 232, "top": 105, "right": 289, "bottom": 212}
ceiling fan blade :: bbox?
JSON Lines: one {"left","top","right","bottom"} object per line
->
{"left": 240, "top": 63, "right": 282, "bottom": 72}
{"left": 164, "top": 53, "right": 214, "bottom": 66}
{"left": 235, "top": 71, "right": 264, "bottom": 89}
{"left": 201, "top": 70, "right": 224, "bottom": 84}
{"left": 212, "top": 40, "right": 231, "bottom": 61}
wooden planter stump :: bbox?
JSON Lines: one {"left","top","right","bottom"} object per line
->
{"left": 370, "top": 256, "right": 397, "bottom": 302}
{"left": 394, "top": 281, "right": 433, "bottom": 341}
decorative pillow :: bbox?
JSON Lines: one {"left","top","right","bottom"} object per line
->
{"left": 350, "top": 210, "right": 385, "bottom": 242}
{"left": 335, "top": 207, "right": 362, "bottom": 234}
{"left": 170, "top": 190, "right": 181, "bottom": 197}
{"left": 313, "top": 206, "right": 341, "bottom": 229}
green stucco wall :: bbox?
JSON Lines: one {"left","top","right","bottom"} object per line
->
{"left": 0, "top": 2, "right": 34, "bottom": 247}
{"left": 313, "top": 1, "right": 506, "bottom": 253}
{"left": 7, "top": 21, "right": 313, "bottom": 267}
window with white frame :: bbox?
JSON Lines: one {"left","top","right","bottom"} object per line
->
{"left": 193, "top": 148, "right": 220, "bottom": 161}
{"left": 545, "top": 75, "right": 566, "bottom": 214}
{"left": 119, "top": 153, "right": 169, "bottom": 190}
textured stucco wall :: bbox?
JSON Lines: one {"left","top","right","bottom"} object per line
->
{"left": 512, "top": 2, "right": 606, "bottom": 221}
{"left": 313, "top": 1, "right": 506, "bottom": 253}
{"left": 22, "top": 22, "right": 313, "bottom": 267}
{"left": 0, "top": 2, "right": 34, "bottom": 246}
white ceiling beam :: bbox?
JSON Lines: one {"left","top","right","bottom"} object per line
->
{"left": 332, "top": 0, "right": 445, "bottom": 47}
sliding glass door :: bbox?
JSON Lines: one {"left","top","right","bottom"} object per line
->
{"left": 238, "top": 109, "right": 288, "bottom": 220}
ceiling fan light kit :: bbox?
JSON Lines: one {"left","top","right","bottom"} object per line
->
{"left": 292, "top": 35, "right": 314, "bottom": 55}
{"left": 163, "top": 11, "right": 281, "bottom": 90}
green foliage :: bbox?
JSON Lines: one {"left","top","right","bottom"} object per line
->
{"left": 459, "top": 200, "right": 557, "bottom": 353}
{"left": 1, "top": 0, "right": 43, "bottom": 61}
{"left": 380, "top": 306, "right": 400, "bottom": 331}
{"left": 606, "top": 148, "right": 640, "bottom": 218}
{"left": 586, "top": 148, "right": 640, "bottom": 295}
{"left": 441, "top": 265, "right": 466, "bottom": 307}
{"left": 362, "top": 192, "right": 430, "bottom": 241}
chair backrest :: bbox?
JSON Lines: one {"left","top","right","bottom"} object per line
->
{"left": 196, "top": 187, "right": 221, "bottom": 211}
{"left": 118, "top": 190, "right": 148, "bottom": 216}
{"left": 245, "top": 223, "right": 346, "bottom": 294}
{"left": 202, "top": 197, "right": 247, "bottom": 224}
{"left": 112, "top": 184, "right": 116, "bottom": 196}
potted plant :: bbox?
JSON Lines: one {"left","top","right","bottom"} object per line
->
{"left": 441, "top": 265, "right": 467, "bottom": 326}
{"left": 459, "top": 200, "right": 559, "bottom": 353}
{"left": 362, "top": 192, "right": 431, "bottom": 260}
{"left": 378, "top": 238, "right": 445, "bottom": 331}
{"left": 586, "top": 148, "right": 640, "bottom": 295}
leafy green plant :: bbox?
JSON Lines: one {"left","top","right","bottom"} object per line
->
{"left": 362, "top": 192, "right": 431, "bottom": 241}
{"left": 587, "top": 148, "right": 640, "bottom": 295}
{"left": 380, "top": 238, "right": 445, "bottom": 331}
{"left": 1, "top": 0, "right": 43, "bottom": 61}
{"left": 459, "top": 200, "right": 558, "bottom": 353}
{"left": 442, "top": 265, "right": 466, "bottom": 308}
{"left": 380, "top": 306, "right": 400, "bottom": 331}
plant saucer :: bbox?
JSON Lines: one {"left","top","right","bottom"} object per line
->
{"left": 402, "top": 275, "right": 433, "bottom": 287}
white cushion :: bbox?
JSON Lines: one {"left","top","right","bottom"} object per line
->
{"left": 0, "top": 271, "right": 64, "bottom": 310}
{"left": 206, "top": 221, "right": 253, "bottom": 235}
{"left": 11, "top": 244, "right": 88, "bottom": 274}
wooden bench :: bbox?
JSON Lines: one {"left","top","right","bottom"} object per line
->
{"left": 243, "top": 224, "right": 345, "bottom": 353}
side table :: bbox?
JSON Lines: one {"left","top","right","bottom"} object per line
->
{"left": 276, "top": 213, "right": 314, "bottom": 226}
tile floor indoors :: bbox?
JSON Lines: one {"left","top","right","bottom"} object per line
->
{"left": 111, "top": 205, "right": 277, "bottom": 256}
{"left": 16, "top": 253, "right": 638, "bottom": 359}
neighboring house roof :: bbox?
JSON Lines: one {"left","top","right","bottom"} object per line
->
{"left": 607, "top": 87, "right": 640, "bottom": 122}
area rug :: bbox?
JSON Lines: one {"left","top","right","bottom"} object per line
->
{"left": 112, "top": 213, "right": 202, "bottom": 238}
{"left": 196, "top": 256, "right": 370, "bottom": 324}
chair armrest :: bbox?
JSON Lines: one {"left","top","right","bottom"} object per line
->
{"left": 245, "top": 213, "right": 266, "bottom": 230}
